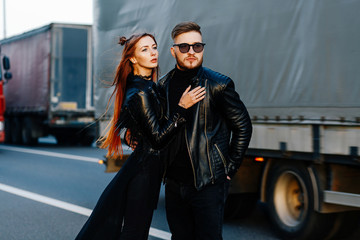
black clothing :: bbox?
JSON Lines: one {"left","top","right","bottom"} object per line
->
{"left": 120, "top": 153, "right": 161, "bottom": 239}
{"left": 165, "top": 178, "right": 229, "bottom": 240}
{"left": 158, "top": 66, "right": 253, "bottom": 190}
{"left": 119, "top": 74, "right": 185, "bottom": 150}
{"left": 159, "top": 66, "right": 252, "bottom": 240}
{"left": 75, "top": 75, "right": 186, "bottom": 240}
{"left": 166, "top": 67, "right": 200, "bottom": 185}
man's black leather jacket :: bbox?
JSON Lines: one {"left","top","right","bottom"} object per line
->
{"left": 158, "top": 67, "right": 252, "bottom": 190}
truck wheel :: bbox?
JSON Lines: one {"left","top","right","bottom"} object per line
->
{"left": 79, "top": 136, "right": 95, "bottom": 146}
{"left": 21, "top": 118, "right": 38, "bottom": 145}
{"left": 77, "top": 128, "right": 96, "bottom": 146}
{"left": 4, "top": 117, "right": 13, "bottom": 143}
{"left": 266, "top": 163, "right": 334, "bottom": 240}
{"left": 55, "top": 134, "right": 77, "bottom": 145}
{"left": 224, "top": 193, "right": 258, "bottom": 220}
{"left": 55, "top": 135, "right": 68, "bottom": 145}
{"left": 11, "top": 117, "right": 23, "bottom": 144}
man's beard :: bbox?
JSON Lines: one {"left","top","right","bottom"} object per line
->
{"left": 175, "top": 53, "right": 202, "bottom": 71}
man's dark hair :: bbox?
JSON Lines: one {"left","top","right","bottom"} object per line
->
{"left": 171, "top": 21, "right": 202, "bottom": 40}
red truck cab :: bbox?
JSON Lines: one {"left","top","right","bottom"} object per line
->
{"left": 0, "top": 55, "right": 11, "bottom": 143}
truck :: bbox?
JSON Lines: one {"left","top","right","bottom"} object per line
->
{"left": 0, "top": 23, "right": 96, "bottom": 145}
{"left": 0, "top": 52, "right": 12, "bottom": 143}
{"left": 93, "top": 0, "right": 360, "bottom": 239}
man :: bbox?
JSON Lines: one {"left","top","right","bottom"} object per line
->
{"left": 158, "top": 21, "right": 252, "bottom": 240}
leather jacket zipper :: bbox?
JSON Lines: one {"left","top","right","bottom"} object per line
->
{"left": 204, "top": 79, "right": 215, "bottom": 184}
{"left": 214, "top": 143, "right": 228, "bottom": 175}
{"left": 185, "top": 128, "right": 197, "bottom": 187}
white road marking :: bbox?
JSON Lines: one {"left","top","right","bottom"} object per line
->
{"left": 0, "top": 182, "right": 93, "bottom": 216}
{"left": 149, "top": 228, "right": 172, "bottom": 240}
{"left": 0, "top": 183, "right": 171, "bottom": 239}
{"left": 0, "top": 145, "right": 100, "bottom": 163}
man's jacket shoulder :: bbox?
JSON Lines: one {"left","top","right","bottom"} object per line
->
{"left": 199, "top": 67, "right": 232, "bottom": 91}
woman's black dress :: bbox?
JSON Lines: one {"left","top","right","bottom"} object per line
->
{"left": 75, "top": 75, "right": 185, "bottom": 240}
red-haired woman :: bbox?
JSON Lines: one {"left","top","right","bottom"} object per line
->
{"left": 75, "top": 33, "right": 205, "bottom": 240}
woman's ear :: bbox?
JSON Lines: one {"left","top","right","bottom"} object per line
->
{"left": 130, "top": 57, "right": 137, "bottom": 64}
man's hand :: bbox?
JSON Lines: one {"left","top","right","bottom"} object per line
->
{"left": 227, "top": 176, "right": 231, "bottom": 180}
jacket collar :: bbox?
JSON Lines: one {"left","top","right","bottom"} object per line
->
{"left": 159, "top": 65, "right": 203, "bottom": 86}
{"left": 127, "top": 73, "right": 155, "bottom": 90}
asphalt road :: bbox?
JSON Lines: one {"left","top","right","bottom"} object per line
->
{"left": 0, "top": 137, "right": 358, "bottom": 240}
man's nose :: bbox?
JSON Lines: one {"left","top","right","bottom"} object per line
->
{"left": 188, "top": 46, "right": 195, "bottom": 54}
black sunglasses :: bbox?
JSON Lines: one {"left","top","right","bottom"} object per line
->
{"left": 173, "top": 43, "right": 206, "bottom": 53}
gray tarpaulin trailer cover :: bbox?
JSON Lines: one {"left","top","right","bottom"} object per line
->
{"left": 93, "top": 0, "right": 360, "bottom": 123}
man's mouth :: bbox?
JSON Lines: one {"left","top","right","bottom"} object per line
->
{"left": 186, "top": 57, "right": 197, "bottom": 61}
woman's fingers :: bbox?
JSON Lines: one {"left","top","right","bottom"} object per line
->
{"left": 191, "top": 87, "right": 206, "bottom": 101}
{"left": 188, "top": 86, "right": 202, "bottom": 95}
{"left": 193, "top": 92, "right": 205, "bottom": 103}
{"left": 179, "top": 86, "right": 206, "bottom": 109}
{"left": 182, "top": 85, "right": 191, "bottom": 96}
{"left": 196, "top": 88, "right": 206, "bottom": 97}
{"left": 189, "top": 87, "right": 205, "bottom": 96}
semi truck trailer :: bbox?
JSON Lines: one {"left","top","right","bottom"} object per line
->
{"left": 0, "top": 23, "right": 96, "bottom": 145}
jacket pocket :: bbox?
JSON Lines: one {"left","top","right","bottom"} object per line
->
{"left": 214, "top": 143, "right": 228, "bottom": 175}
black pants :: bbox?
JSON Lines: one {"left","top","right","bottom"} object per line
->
{"left": 75, "top": 150, "right": 162, "bottom": 240}
{"left": 165, "top": 179, "right": 229, "bottom": 240}
{"left": 120, "top": 156, "right": 163, "bottom": 240}
{"left": 119, "top": 170, "right": 154, "bottom": 240}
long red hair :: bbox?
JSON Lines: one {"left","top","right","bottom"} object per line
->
{"left": 99, "top": 33, "right": 159, "bottom": 159}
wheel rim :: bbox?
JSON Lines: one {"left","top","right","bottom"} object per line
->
{"left": 273, "top": 170, "right": 309, "bottom": 227}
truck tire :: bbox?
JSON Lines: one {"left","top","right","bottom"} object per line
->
{"left": 11, "top": 117, "right": 23, "bottom": 144}
{"left": 21, "top": 118, "right": 38, "bottom": 145}
{"left": 55, "top": 135, "right": 69, "bottom": 145}
{"left": 266, "top": 162, "right": 334, "bottom": 240}
{"left": 4, "top": 117, "right": 13, "bottom": 143}
{"left": 77, "top": 127, "right": 96, "bottom": 146}
{"left": 79, "top": 135, "right": 95, "bottom": 146}
{"left": 55, "top": 134, "right": 77, "bottom": 146}
{"left": 224, "top": 193, "right": 258, "bottom": 220}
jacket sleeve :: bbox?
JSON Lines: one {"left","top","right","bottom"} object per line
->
{"left": 218, "top": 79, "right": 252, "bottom": 178}
{"left": 126, "top": 90, "right": 186, "bottom": 150}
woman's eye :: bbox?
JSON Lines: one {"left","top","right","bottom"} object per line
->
{"left": 153, "top": 46, "right": 157, "bottom": 50}
{"left": 141, "top": 48, "right": 148, "bottom": 52}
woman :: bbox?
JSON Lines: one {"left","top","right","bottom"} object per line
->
{"left": 75, "top": 33, "right": 205, "bottom": 240}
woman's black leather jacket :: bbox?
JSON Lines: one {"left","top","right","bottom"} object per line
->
{"left": 117, "top": 74, "right": 186, "bottom": 152}
{"left": 158, "top": 67, "right": 252, "bottom": 190}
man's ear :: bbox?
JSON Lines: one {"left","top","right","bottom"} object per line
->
{"left": 130, "top": 57, "right": 137, "bottom": 64}
{"left": 170, "top": 47, "right": 176, "bottom": 59}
